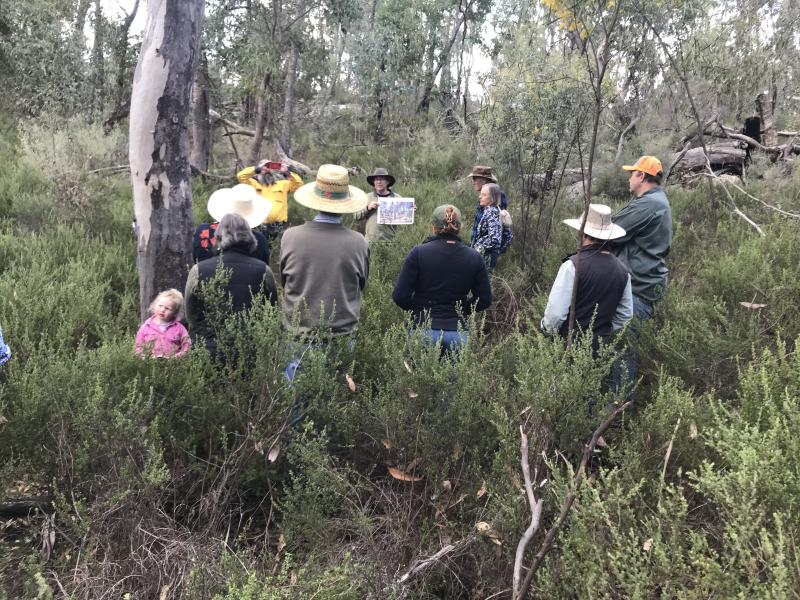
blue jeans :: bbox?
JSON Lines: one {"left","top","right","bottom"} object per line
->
{"left": 284, "top": 336, "right": 355, "bottom": 426}
{"left": 422, "top": 329, "right": 468, "bottom": 357}
{"left": 612, "top": 295, "right": 654, "bottom": 398}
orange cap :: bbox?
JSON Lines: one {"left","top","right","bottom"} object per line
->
{"left": 622, "top": 156, "right": 663, "bottom": 177}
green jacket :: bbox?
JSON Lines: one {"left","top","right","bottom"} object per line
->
{"left": 354, "top": 190, "right": 399, "bottom": 243}
{"left": 610, "top": 186, "right": 672, "bottom": 303}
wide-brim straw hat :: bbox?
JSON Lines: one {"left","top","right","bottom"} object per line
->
{"left": 366, "top": 167, "right": 396, "bottom": 188}
{"left": 207, "top": 184, "right": 272, "bottom": 228}
{"left": 563, "top": 203, "right": 626, "bottom": 240}
{"left": 294, "top": 164, "right": 368, "bottom": 214}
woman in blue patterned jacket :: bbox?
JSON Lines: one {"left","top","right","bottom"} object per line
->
{"left": 0, "top": 324, "right": 11, "bottom": 366}
{"left": 472, "top": 183, "right": 503, "bottom": 270}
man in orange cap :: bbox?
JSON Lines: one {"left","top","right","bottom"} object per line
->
{"left": 612, "top": 156, "right": 672, "bottom": 309}
{"left": 609, "top": 155, "right": 672, "bottom": 390}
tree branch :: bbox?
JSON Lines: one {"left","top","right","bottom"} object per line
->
{"left": 513, "top": 426, "right": 544, "bottom": 599}
{"left": 514, "top": 401, "right": 632, "bottom": 600}
{"left": 394, "top": 535, "right": 475, "bottom": 588}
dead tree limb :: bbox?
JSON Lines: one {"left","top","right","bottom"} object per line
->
{"left": 514, "top": 401, "right": 632, "bottom": 600}
{"left": 665, "top": 141, "right": 692, "bottom": 182}
{"left": 720, "top": 178, "right": 800, "bottom": 220}
{"left": 614, "top": 117, "right": 639, "bottom": 164}
{"left": 394, "top": 535, "right": 475, "bottom": 587}
{"left": 0, "top": 497, "right": 54, "bottom": 518}
{"left": 513, "top": 426, "right": 544, "bottom": 599}
{"left": 703, "top": 160, "right": 764, "bottom": 236}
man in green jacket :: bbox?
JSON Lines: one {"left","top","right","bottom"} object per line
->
{"left": 609, "top": 155, "right": 672, "bottom": 391}
{"left": 611, "top": 156, "right": 672, "bottom": 317}
{"left": 353, "top": 168, "right": 399, "bottom": 244}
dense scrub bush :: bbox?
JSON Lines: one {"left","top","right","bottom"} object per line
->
{"left": 4, "top": 123, "right": 800, "bottom": 598}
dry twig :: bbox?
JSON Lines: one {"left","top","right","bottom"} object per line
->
{"left": 513, "top": 426, "right": 544, "bottom": 598}
{"left": 514, "top": 401, "right": 632, "bottom": 600}
{"left": 394, "top": 535, "right": 475, "bottom": 588}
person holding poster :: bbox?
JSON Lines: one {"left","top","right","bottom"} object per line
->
{"left": 354, "top": 167, "right": 401, "bottom": 244}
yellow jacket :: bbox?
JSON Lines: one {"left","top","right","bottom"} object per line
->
{"left": 236, "top": 166, "right": 304, "bottom": 224}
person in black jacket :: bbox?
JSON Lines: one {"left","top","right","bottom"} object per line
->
{"left": 392, "top": 204, "right": 491, "bottom": 356}
{"left": 541, "top": 204, "right": 633, "bottom": 353}
{"left": 185, "top": 213, "right": 278, "bottom": 357}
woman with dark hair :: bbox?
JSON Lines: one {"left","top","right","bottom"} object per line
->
{"left": 392, "top": 204, "right": 492, "bottom": 356}
{"left": 472, "top": 183, "right": 503, "bottom": 271}
{"left": 185, "top": 213, "right": 278, "bottom": 356}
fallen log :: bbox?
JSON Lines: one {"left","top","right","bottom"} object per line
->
{"left": 522, "top": 168, "right": 585, "bottom": 194}
{"left": 0, "top": 496, "right": 53, "bottom": 518}
{"left": 669, "top": 142, "right": 748, "bottom": 175}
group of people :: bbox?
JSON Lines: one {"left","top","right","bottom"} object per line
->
{"left": 541, "top": 155, "right": 672, "bottom": 386}
{"left": 133, "top": 155, "right": 672, "bottom": 391}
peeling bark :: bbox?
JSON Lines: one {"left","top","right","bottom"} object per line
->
{"left": 129, "top": 0, "right": 204, "bottom": 319}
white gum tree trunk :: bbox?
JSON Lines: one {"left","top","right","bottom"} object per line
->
{"left": 129, "top": 0, "right": 204, "bottom": 318}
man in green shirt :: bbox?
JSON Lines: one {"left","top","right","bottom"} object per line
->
{"left": 609, "top": 155, "right": 672, "bottom": 392}
{"left": 353, "top": 167, "right": 399, "bottom": 244}
{"left": 610, "top": 155, "right": 672, "bottom": 318}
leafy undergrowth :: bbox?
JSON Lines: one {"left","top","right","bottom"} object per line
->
{"left": 2, "top": 130, "right": 800, "bottom": 599}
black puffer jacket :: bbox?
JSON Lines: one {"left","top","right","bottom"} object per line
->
{"left": 392, "top": 233, "right": 492, "bottom": 330}
{"left": 185, "top": 246, "right": 277, "bottom": 353}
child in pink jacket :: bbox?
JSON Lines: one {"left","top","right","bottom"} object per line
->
{"left": 134, "top": 289, "right": 191, "bottom": 358}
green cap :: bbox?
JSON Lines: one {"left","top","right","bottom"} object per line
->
{"left": 432, "top": 204, "right": 462, "bottom": 228}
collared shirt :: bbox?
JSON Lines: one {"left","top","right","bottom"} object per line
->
{"left": 541, "top": 259, "right": 633, "bottom": 334}
{"left": 236, "top": 167, "right": 304, "bottom": 224}
{"left": 313, "top": 213, "right": 342, "bottom": 224}
{"left": 610, "top": 186, "right": 672, "bottom": 303}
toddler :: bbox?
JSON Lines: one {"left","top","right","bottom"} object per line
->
{"left": 134, "top": 289, "right": 191, "bottom": 358}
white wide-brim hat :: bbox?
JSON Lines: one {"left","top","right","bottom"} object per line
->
{"left": 563, "top": 203, "right": 626, "bottom": 240}
{"left": 294, "top": 164, "right": 368, "bottom": 214}
{"left": 207, "top": 184, "right": 272, "bottom": 228}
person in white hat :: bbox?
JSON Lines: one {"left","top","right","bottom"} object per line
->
{"left": 192, "top": 184, "right": 272, "bottom": 263}
{"left": 541, "top": 204, "right": 632, "bottom": 351}
{"left": 280, "top": 164, "right": 370, "bottom": 338}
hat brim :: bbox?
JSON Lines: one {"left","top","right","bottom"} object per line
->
{"left": 367, "top": 174, "right": 396, "bottom": 187}
{"left": 469, "top": 172, "right": 497, "bottom": 182}
{"left": 563, "top": 218, "right": 626, "bottom": 240}
{"left": 207, "top": 188, "right": 273, "bottom": 228}
{"left": 293, "top": 182, "right": 369, "bottom": 214}
{"left": 622, "top": 164, "right": 661, "bottom": 176}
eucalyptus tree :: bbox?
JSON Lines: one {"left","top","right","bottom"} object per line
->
{"left": 202, "top": 0, "right": 358, "bottom": 163}
{"left": 129, "top": 0, "right": 204, "bottom": 318}
{"left": 0, "top": 0, "right": 88, "bottom": 116}
{"left": 349, "top": 0, "right": 490, "bottom": 137}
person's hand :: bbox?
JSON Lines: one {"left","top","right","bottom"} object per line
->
{"left": 280, "top": 162, "right": 290, "bottom": 175}
{"left": 368, "top": 201, "right": 379, "bottom": 211}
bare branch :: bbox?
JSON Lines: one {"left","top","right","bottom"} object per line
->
{"left": 513, "top": 426, "right": 544, "bottom": 598}
{"left": 515, "top": 401, "right": 632, "bottom": 600}
{"left": 394, "top": 535, "right": 475, "bottom": 587}
{"left": 703, "top": 159, "right": 764, "bottom": 236}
